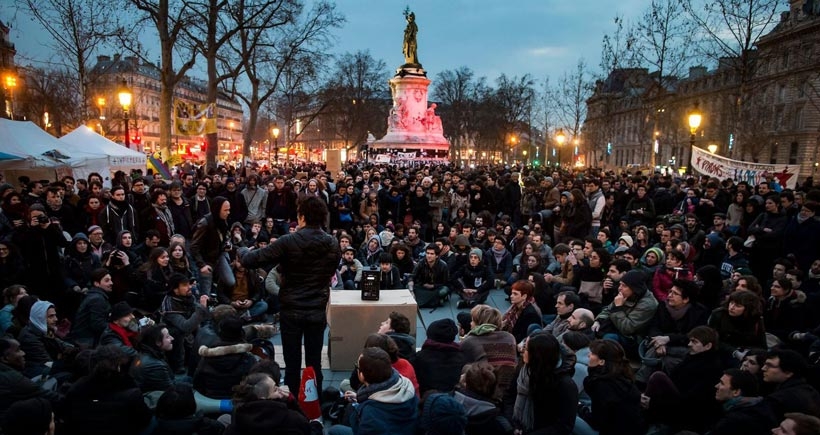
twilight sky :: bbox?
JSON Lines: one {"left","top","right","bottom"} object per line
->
{"left": 8, "top": 0, "right": 658, "bottom": 83}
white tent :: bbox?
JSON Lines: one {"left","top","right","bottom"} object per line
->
{"left": 58, "top": 126, "right": 146, "bottom": 186}
{"left": 0, "top": 118, "right": 71, "bottom": 170}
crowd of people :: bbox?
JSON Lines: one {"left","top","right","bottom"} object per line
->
{"left": 1, "top": 161, "right": 820, "bottom": 435}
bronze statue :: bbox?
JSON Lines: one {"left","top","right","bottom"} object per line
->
{"left": 402, "top": 8, "right": 419, "bottom": 66}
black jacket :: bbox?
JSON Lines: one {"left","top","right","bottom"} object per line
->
{"left": 69, "top": 287, "right": 111, "bottom": 348}
{"left": 411, "top": 340, "right": 466, "bottom": 395}
{"left": 646, "top": 301, "right": 710, "bottom": 347}
{"left": 59, "top": 373, "right": 152, "bottom": 435}
{"left": 708, "top": 397, "right": 777, "bottom": 435}
{"left": 240, "top": 227, "right": 341, "bottom": 323}
{"left": 151, "top": 414, "right": 225, "bottom": 435}
{"left": 190, "top": 214, "right": 228, "bottom": 269}
{"left": 193, "top": 342, "right": 257, "bottom": 399}
{"left": 765, "top": 376, "right": 820, "bottom": 420}
{"left": 0, "top": 362, "right": 59, "bottom": 421}
{"left": 580, "top": 369, "right": 645, "bottom": 435}
{"left": 224, "top": 399, "right": 311, "bottom": 435}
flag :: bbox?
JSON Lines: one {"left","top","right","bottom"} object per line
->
{"left": 298, "top": 366, "right": 322, "bottom": 420}
{"left": 147, "top": 153, "right": 172, "bottom": 179}
{"left": 173, "top": 99, "right": 217, "bottom": 136}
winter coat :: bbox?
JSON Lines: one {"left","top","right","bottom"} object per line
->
{"left": 190, "top": 214, "right": 228, "bottom": 269}
{"left": 454, "top": 389, "right": 514, "bottom": 435}
{"left": 596, "top": 289, "right": 658, "bottom": 338}
{"left": 193, "top": 342, "right": 257, "bottom": 399}
{"left": 709, "top": 396, "right": 777, "bottom": 435}
{"left": 18, "top": 321, "right": 74, "bottom": 378}
{"left": 764, "top": 291, "right": 810, "bottom": 341}
{"left": 130, "top": 345, "right": 176, "bottom": 393}
{"left": 59, "top": 373, "right": 152, "bottom": 435}
{"left": 411, "top": 339, "right": 466, "bottom": 395}
{"left": 764, "top": 376, "right": 820, "bottom": 420}
{"left": 240, "top": 227, "right": 341, "bottom": 323}
{"left": 388, "top": 331, "right": 417, "bottom": 360}
{"left": 646, "top": 301, "right": 710, "bottom": 347}
{"left": 485, "top": 247, "right": 514, "bottom": 281}
{"left": 69, "top": 287, "right": 111, "bottom": 348}
{"left": 99, "top": 323, "right": 138, "bottom": 358}
{"left": 224, "top": 399, "right": 310, "bottom": 435}
{"left": 782, "top": 216, "right": 820, "bottom": 272}
{"left": 151, "top": 414, "right": 225, "bottom": 435}
{"left": 99, "top": 201, "right": 138, "bottom": 244}
{"left": 707, "top": 308, "right": 767, "bottom": 353}
{"left": 62, "top": 233, "right": 102, "bottom": 290}
{"left": 667, "top": 350, "right": 725, "bottom": 431}
{"left": 580, "top": 368, "right": 645, "bottom": 435}
{"left": 460, "top": 327, "right": 518, "bottom": 401}
{"left": 0, "top": 362, "right": 57, "bottom": 421}
{"left": 348, "top": 369, "right": 418, "bottom": 435}
{"left": 453, "top": 262, "right": 493, "bottom": 300}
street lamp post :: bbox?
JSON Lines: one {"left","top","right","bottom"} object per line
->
{"left": 688, "top": 103, "right": 702, "bottom": 155}
{"left": 117, "top": 79, "right": 133, "bottom": 148}
{"left": 271, "top": 124, "right": 280, "bottom": 166}
{"left": 555, "top": 128, "right": 566, "bottom": 168}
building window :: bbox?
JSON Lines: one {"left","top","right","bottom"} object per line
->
{"left": 778, "top": 84, "right": 786, "bottom": 102}
{"left": 770, "top": 144, "right": 777, "bottom": 164}
{"left": 794, "top": 105, "right": 804, "bottom": 130}
{"left": 774, "top": 107, "right": 784, "bottom": 130}
{"left": 789, "top": 142, "right": 799, "bottom": 165}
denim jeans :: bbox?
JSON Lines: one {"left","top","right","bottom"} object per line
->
{"left": 280, "top": 313, "right": 327, "bottom": 396}
{"left": 198, "top": 252, "right": 236, "bottom": 294}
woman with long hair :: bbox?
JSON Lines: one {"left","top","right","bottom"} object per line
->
{"left": 559, "top": 189, "right": 592, "bottom": 242}
{"left": 707, "top": 290, "right": 767, "bottom": 357}
{"left": 391, "top": 243, "right": 416, "bottom": 277}
{"left": 0, "top": 284, "right": 28, "bottom": 335}
{"left": 726, "top": 190, "right": 748, "bottom": 235}
{"left": 138, "top": 247, "right": 173, "bottom": 312}
{"left": 83, "top": 194, "right": 105, "bottom": 228}
{"left": 576, "top": 339, "right": 645, "bottom": 435}
{"left": 431, "top": 221, "right": 450, "bottom": 240}
{"left": 505, "top": 333, "right": 577, "bottom": 434}
{"left": 360, "top": 190, "right": 380, "bottom": 225}
{"left": 1, "top": 191, "right": 28, "bottom": 225}
{"left": 168, "top": 241, "right": 198, "bottom": 284}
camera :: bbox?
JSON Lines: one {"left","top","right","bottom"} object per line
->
{"left": 36, "top": 215, "right": 49, "bottom": 224}
{"left": 207, "top": 294, "right": 219, "bottom": 307}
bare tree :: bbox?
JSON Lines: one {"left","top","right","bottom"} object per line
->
{"left": 631, "top": 0, "right": 696, "bottom": 167}
{"left": 121, "top": 0, "right": 200, "bottom": 159}
{"left": 18, "top": 65, "right": 84, "bottom": 136}
{"left": 550, "top": 59, "right": 593, "bottom": 166}
{"left": 322, "top": 50, "right": 389, "bottom": 150}
{"left": 431, "top": 67, "right": 489, "bottom": 163}
{"left": 222, "top": 0, "right": 342, "bottom": 160}
{"left": 683, "top": 0, "right": 780, "bottom": 159}
{"left": 17, "top": 0, "right": 121, "bottom": 121}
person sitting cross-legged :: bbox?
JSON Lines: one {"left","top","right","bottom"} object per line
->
{"left": 591, "top": 270, "right": 658, "bottom": 359}
{"left": 408, "top": 244, "right": 450, "bottom": 308}
{"left": 453, "top": 248, "right": 494, "bottom": 309}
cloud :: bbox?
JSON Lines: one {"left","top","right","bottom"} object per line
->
{"left": 527, "top": 46, "right": 570, "bottom": 57}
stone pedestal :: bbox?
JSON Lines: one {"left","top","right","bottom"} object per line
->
{"left": 372, "top": 67, "right": 449, "bottom": 161}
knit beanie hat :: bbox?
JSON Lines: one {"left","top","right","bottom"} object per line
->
{"left": 453, "top": 234, "right": 471, "bottom": 248}
{"left": 618, "top": 234, "right": 634, "bottom": 247}
{"left": 620, "top": 270, "right": 649, "bottom": 297}
{"left": 426, "top": 319, "right": 458, "bottom": 343}
{"left": 469, "top": 248, "right": 483, "bottom": 260}
{"left": 420, "top": 393, "right": 467, "bottom": 435}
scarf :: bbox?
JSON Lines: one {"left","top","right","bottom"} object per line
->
{"left": 108, "top": 322, "right": 138, "bottom": 347}
{"left": 665, "top": 302, "right": 691, "bottom": 321}
{"left": 491, "top": 246, "right": 506, "bottom": 265}
{"left": 797, "top": 213, "right": 810, "bottom": 224}
{"left": 502, "top": 298, "right": 533, "bottom": 333}
{"left": 469, "top": 323, "right": 498, "bottom": 336}
{"left": 513, "top": 366, "right": 535, "bottom": 431}
{"left": 152, "top": 203, "right": 175, "bottom": 237}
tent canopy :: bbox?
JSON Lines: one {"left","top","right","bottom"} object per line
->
{"left": 0, "top": 119, "right": 71, "bottom": 169}
{"left": 58, "top": 126, "right": 146, "bottom": 186}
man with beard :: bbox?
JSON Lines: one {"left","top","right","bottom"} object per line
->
{"left": 265, "top": 175, "right": 297, "bottom": 236}
{"left": 99, "top": 185, "right": 138, "bottom": 244}
{"left": 222, "top": 177, "right": 248, "bottom": 225}
{"left": 166, "top": 181, "right": 194, "bottom": 239}
{"left": 404, "top": 226, "right": 426, "bottom": 260}
{"left": 409, "top": 244, "right": 451, "bottom": 309}
{"left": 68, "top": 268, "right": 115, "bottom": 349}
{"left": 241, "top": 174, "right": 267, "bottom": 230}
{"left": 97, "top": 301, "right": 143, "bottom": 358}
{"left": 43, "top": 185, "right": 81, "bottom": 236}
{"left": 145, "top": 189, "right": 175, "bottom": 247}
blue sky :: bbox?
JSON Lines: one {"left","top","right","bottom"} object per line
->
{"left": 7, "top": 0, "right": 651, "bottom": 83}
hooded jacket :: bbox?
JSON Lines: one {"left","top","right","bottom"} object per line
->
{"left": 580, "top": 366, "right": 645, "bottom": 435}
{"left": 193, "top": 342, "right": 257, "bottom": 399}
{"left": 349, "top": 369, "right": 419, "bottom": 435}
{"left": 190, "top": 197, "right": 230, "bottom": 268}
{"left": 18, "top": 301, "right": 74, "bottom": 377}
{"left": 69, "top": 286, "right": 111, "bottom": 348}
{"left": 454, "top": 389, "right": 513, "bottom": 435}
{"left": 63, "top": 232, "right": 102, "bottom": 290}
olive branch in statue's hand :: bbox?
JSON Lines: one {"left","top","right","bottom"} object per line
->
{"left": 403, "top": 6, "right": 411, "bottom": 19}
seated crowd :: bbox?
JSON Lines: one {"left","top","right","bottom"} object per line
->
{"left": 1, "top": 163, "right": 820, "bottom": 435}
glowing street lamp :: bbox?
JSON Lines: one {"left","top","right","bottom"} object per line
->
{"left": 555, "top": 128, "right": 566, "bottom": 167}
{"left": 4, "top": 74, "right": 17, "bottom": 119}
{"left": 707, "top": 144, "right": 718, "bottom": 154}
{"left": 270, "top": 124, "right": 280, "bottom": 165}
{"left": 117, "top": 79, "right": 133, "bottom": 148}
{"left": 688, "top": 103, "right": 702, "bottom": 153}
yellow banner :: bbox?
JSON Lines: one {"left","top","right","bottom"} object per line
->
{"left": 173, "top": 100, "right": 217, "bottom": 136}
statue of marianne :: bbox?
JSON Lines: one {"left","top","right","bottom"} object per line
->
{"left": 402, "top": 8, "right": 419, "bottom": 65}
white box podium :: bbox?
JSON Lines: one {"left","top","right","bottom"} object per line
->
{"left": 328, "top": 289, "right": 417, "bottom": 371}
